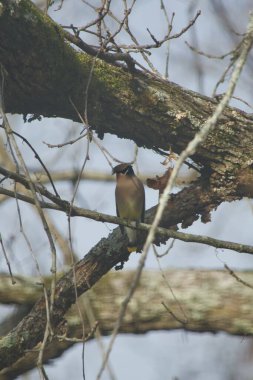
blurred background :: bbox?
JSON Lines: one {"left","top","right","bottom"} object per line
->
{"left": 1, "top": 0, "right": 253, "bottom": 379}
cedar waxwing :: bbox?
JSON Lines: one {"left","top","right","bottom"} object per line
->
{"left": 112, "top": 163, "right": 145, "bottom": 252}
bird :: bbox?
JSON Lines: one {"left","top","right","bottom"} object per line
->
{"left": 112, "top": 163, "right": 145, "bottom": 252}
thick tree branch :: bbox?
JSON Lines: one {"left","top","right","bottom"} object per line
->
{"left": 0, "top": 0, "right": 253, "bottom": 178}
{"left": 1, "top": 269, "right": 253, "bottom": 378}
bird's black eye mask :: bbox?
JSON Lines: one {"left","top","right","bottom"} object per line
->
{"left": 112, "top": 164, "right": 134, "bottom": 176}
{"left": 123, "top": 166, "right": 135, "bottom": 176}
{"left": 122, "top": 167, "right": 130, "bottom": 175}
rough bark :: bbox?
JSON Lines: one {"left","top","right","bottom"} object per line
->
{"left": 1, "top": 269, "right": 253, "bottom": 336}
{"left": 0, "top": 0, "right": 253, "bottom": 182}
{"left": 1, "top": 269, "right": 253, "bottom": 379}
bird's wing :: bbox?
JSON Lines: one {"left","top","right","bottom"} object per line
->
{"left": 141, "top": 190, "right": 145, "bottom": 223}
{"left": 116, "top": 201, "right": 124, "bottom": 234}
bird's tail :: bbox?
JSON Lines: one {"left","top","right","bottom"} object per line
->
{"left": 126, "top": 227, "right": 137, "bottom": 253}
{"left": 127, "top": 246, "right": 137, "bottom": 253}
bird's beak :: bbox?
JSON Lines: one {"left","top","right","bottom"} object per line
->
{"left": 112, "top": 167, "right": 116, "bottom": 175}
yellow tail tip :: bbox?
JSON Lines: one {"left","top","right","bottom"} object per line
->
{"left": 127, "top": 246, "right": 137, "bottom": 253}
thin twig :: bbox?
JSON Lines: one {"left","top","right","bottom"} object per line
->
{"left": 231, "top": 95, "right": 253, "bottom": 110}
{"left": 37, "top": 285, "right": 51, "bottom": 379}
{"left": 0, "top": 125, "right": 59, "bottom": 197}
{"left": 185, "top": 40, "right": 239, "bottom": 60}
{"left": 153, "top": 239, "right": 175, "bottom": 258}
{"left": 44, "top": 133, "right": 87, "bottom": 148}
{"left": 78, "top": 0, "right": 111, "bottom": 33}
{"left": 114, "top": 11, "right": 201, "bottom": 51}
{"left": 67, "top": 49, "right": 102, "bottom": 380}
{"left": 153, "top": 244, "right": 188, "bottom": 323}
{"left": 224, "top": 263, "right": 253, "bottom": 290}
{"left": 1, "top": 183, "right": 253, "bottom": 255}
{"left": 216, "top": 254, "right": 253, "bottom": 290}
{"left": 162, "top": 301, "right": 187, "bottom": 325}
{"left": 83, "top": 295, "right": 117, "bottom": 380}
{"left": 160, "top": 0, "right": 174, "bottom": 79}
{"left": 56, "top": 321, "right": 98, "bottom": 343}
{"left": 0, "top": 234, "right": 15, "bottom": 284}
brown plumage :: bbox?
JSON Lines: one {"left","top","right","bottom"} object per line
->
{"left": 112, "top": 163, "right": 145, "bottom": 251}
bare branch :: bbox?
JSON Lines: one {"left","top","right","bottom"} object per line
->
{"left": 110, "top": 11, "right": 201, "bottom": 51}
